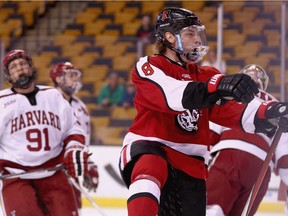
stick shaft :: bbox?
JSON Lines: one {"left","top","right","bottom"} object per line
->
{"left": 242, "top": 122, "right": 285, "bottom": 216}
{"left": 0, "top": 164, "right": 64, "bottom": 180}
{"left": 1, "top": 165, "right": 106, "bottom": 216}
{"left": 66, "top": 173, "right": 107, "bottom": 216}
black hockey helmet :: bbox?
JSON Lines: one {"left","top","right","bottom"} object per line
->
{"left": 155, "top": 7, "right": 202, "bottom": 38}
{"left": 155, "top": 7, "right": 208, "bottom": 63}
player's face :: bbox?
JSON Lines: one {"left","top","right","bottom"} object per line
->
{"left": 179, "top": 27, "right": 201, "bottom": 52}
{"left": 63, "top": 71, "right": 81, "bottom": 88}
{"left": 176, "top": 26, "right": 208, "bottom": 63}
{"left": 60, "top": 70, "right": 82, "bottom": 95}
{"left": 7, "top": 58, "right": 33, "bottom": 84}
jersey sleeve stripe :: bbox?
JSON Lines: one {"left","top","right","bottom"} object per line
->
{"left": 241, "top": 98, "right": 261, "bottom": 133}
{"left": 136, "top": 57, "right": 190, "bottom": 112}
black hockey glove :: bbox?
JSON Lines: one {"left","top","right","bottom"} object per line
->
{"left": 207, "top": 74, "right": 259, "bottom": 104}
{"left": 254, "top": 101, "right": 288, "bottom": 136}
{"left": 257, "top": 101, "right": 288, "bottom": 119}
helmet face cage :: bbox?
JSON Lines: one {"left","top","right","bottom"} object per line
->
{"left": 241, "top": 64, "right": 269, "bottom": 91}
{"left": 50, "top": 62, "right": 82, "bottom": 95}
{"left": 155, "top": 7, "right": 208, "bottom": 63}
{"left": 60, "top": 68, "right": 82, "bottom": 95}
{"left": 3, "top": 49, "right": 36, "bottom": 88}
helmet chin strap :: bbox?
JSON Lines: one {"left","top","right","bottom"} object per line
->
{"left": 162, "top": 39, "right": 200, "bottom": 65}
{"left": 162, "top": 40, "right": 187, "bottom": 64}
{"left": 176, "top": 52, "right": 187, "bottom": 65}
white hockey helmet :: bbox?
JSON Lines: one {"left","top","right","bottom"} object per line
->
{"left": 240, "top": 64, "right": 269, "bottom": 91}
{"left": 50, "top": 62, "right": 82, "bottom": 95}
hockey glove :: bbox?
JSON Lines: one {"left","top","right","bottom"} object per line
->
{"left": 255, "top": 101, "right": 288, "bottom": 136}
{"left": 207, "top": 73, "right": 259, "bottom": 104}
{"left": 83, "top": 161, "right": 99, "bottom": 192}
{"left": 257, "top": 101, "right": 288, "bottom": 119}
{"left": 64, "top": 142, "right": 88, "bottom": 178}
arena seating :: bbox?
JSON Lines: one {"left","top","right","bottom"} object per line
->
{"left": 1, "top": 1, "right": 286, "bottom": 145}
{"left": 0, "top": 1, "right": 54, "bottom": 48}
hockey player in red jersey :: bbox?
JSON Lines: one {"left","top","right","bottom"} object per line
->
{"left": 118, "top": 8, "right": 288, "bottom": 216}
{"left": 0, "top": 49, "right": 88, "bottom": 215}
{"left": 206, "top": 64, "right": 278, "bottom": 216}
{"left": 50, "top": 62, "right": 99, "bottom": 212}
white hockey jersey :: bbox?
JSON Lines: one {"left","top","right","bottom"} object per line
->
{"left": 275, "top": 130, "right": 288, "bottom": 189}
{"left": 70, "top": 96, "right": 90, "bottom": 147}
{"left": 209, "top": 90, "right": 277, "bottom": 161}
{"left": 0, "top": 86, "right": 85, "bottom": 170}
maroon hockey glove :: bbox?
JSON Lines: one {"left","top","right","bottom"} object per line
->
{"left": 83, "top": 161, "right": 99, "bottom": 192}
{"left": 207, "top": 73, "right": 259, "bottom": 104}
{"left": 64, "top": 143, "right": 88, "bottom": 178}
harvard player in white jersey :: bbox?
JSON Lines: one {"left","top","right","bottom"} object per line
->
{"left": 274, "top": 105, "right": 288, "bottom": 212}
{"left": 118, "top": 7, "right": 288, "bottom": 216}
{"left": 0, "top": 49, "right": 89, "bottom": 215}
{"left": 276, "top": 130, "right": 288, "bottom": 214}
{"left": 50, "top": 62, "right": 99, "bottom": 212}
{"left": 206, "top": 64, "right": 284, "bottom": 216}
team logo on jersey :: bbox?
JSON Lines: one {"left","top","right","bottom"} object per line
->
{"left": 176, "top": 109, "right": 200, "bottom": 132}
{"left": 10, "top": 110, "right": 61, "bottom": 134}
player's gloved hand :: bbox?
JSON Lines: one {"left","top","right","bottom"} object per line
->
{"left": 64, "top": 142, "right": 88, "bottom": 178}
{"left": 257, "top": 101, "right": 288, "bottom": 119}
{"left": 207, "top": 73, "right": 259, "bottom": 103}
{"left": 254, "top": 101, "right": 288, "bottom": 136}
{"left": 83, "top": 161, "right": 99, "bottom": 192}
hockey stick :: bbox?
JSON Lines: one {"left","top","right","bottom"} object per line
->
{"left": 65, "top": 172, "right": 107, "bottom": 216}
{"left": 241, "top": 117, "right": 288, "bottom": 216}
{"left": 104, "top": 163, "right": 125, "bottom": 186}
{"left": 0, "top": 164, "right": 106, "bottom": 216}
{"left": 0, "top": 164, "right": 64, "bottom": 180}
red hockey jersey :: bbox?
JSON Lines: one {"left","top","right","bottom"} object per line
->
{"left": 123, "top": 55, "right": 260, "bottom": 162}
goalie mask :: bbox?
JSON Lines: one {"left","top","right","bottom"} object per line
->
{"left": 3, "top": 49, "right": 36, "bottom": 88}
{"left": 155, "top": 7, "right": 209, "bottom": 63}
{"left": 240, "top": 64, "right": 269, "bottom": 91}
{"left": 50, "top": 62, "right": 82, "bottom": 95}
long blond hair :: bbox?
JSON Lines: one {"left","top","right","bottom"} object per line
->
{"left": 152, "top": 40, "right": 167, "bottom": 55}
